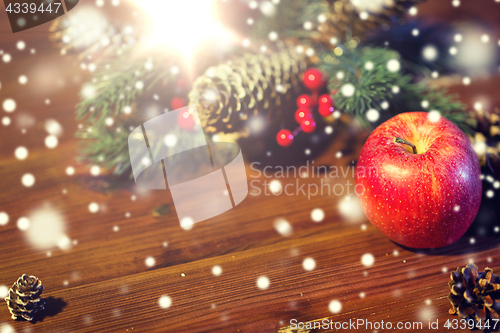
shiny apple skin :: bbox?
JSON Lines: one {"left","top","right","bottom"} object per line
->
{"left": 355, "top": 112, "right": 482, "bottom": 248}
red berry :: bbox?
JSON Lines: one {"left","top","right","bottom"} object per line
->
{"left": 318, "top": 94, "right": 332, "bottom": 106}
{"left": 177, "top": 110, "right": 195, "bottom": 130}
{"left": 318, "top": 104, "right": 334, "bottom": 117}
{"left": 296, "top": 94, "right": 312, "bottom": 108}
{"left": 295, "top": 108, "right": 312, "bottom": 124}
{"left": 301, "top": 119, "right": 316, "bottom": 133}
{"left": 171, "top": 97, "right": 186, "bottom": 110}
{"left": 303, "top": 68, "right": 324, "bottom": 91}
{"left": 276, "top": 129, "right": 294, "bottom": 147}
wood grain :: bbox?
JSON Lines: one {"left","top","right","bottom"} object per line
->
{"left": 1, "top": 1, "right": 500, "bottom": 332}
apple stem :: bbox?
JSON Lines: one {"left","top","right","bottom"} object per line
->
{"left": 394, "top": 137, "right": 418, "bottom": 154}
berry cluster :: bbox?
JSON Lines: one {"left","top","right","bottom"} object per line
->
{"left": 276, "top": 68, "right": 336, "bottom": 147}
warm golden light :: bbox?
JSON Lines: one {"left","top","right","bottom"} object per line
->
{"left": 136, "top": 0, "right": 229, "bottom": 61}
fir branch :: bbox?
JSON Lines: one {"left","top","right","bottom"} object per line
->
{"left": 319, "top": 44, "right": 471, "bottom": 131}
{"left": 49, "top": 15, "right": 140, "bottom": 61}
{"left": 251, "top": 0, "right": 420, "bottom": 44}
{"left": 75, "top": 51, "right": 180, "bottom": 124}
{"left": 76, "top": 121, "right": 132, "bottom": 175}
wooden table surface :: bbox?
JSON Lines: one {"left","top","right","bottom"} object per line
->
{"left": 1, "top": 1, "right": 500, "bottom": 332}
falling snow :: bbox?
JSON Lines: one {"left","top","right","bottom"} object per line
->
{"left": 427, "top": 110, "right": 441, "bottom": 123}
{"left": 18, "top": 75, "right": 28, "bottom": 84}
{"left": 145, "top": 256, "right": 156, "bottom": 267}
{"left": 366, "top": 109, "right": 380, "bottom": 122}
{"left": 45, "top": 135, "right": 59, "bottom": 149}
{"left": 274, "top": 218, "right": 293, "bottom": 237}
{"left": 256, "top": 276, "right": 270, "bottom": 290}
{"left": 387, "top": 59, "right": 400, "bottom": 72}
{"left": 14, "top": 146, "right": 28, "bottom": 160}
{"left": 90, "top": 165, "right": 100, "bottom": 176}
{"left": 302, "top": 257, "right": 316, "bottom": 271}
{"left": 269, "top": 180, "right": 282, "bottom": 194}
{"left": 21, "top": 173, "right": 35, "bottom": 187}
{"left": 311, "top": 208, "right": 325, "bottom": 222}
{"left": 17, "top": 217, "right": 30, "bottom": 231}
{"left": 341, "top": 83, "right": 355, "bottom": 97}
{"left": 328, "top": 300, "right": 342, "bottom": 314}
{"left": 2, "top": 98, "right": 16, "bottom": 112}
{"left": 0, "top": 285, "right": 8, "bottom": 299}
{"left": 338, "top": 196, "right": 364, "bottom": 221}
{"left": 89, "top": 202, "right": 99, "bottom": 213}
{"left": 212, "top": 265, "right": 223, "bottom": 276}
{"left": 0, "top": 323, "right": 15, "bottom": 333}
{"left": 0, "top": 212, "right": 8, "bottom": 226}
{"left": 361, "top": 253, "right": 375, "bottom": 267}
{"left": 180, "top": 217, "right": 194, "bottom": 230}
{"left": 158, "top": 295, "right": 172, "bottom": 309}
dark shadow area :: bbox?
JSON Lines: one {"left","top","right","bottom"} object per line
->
{"left": 30, "top": 297, "right": 67, "bottom": 324}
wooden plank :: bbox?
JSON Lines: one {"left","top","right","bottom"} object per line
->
{"left": 1, "top": 1, "right": 500, "bottom": 332}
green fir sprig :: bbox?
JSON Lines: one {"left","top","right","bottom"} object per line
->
{"left": 75, "top": 50, "right": 183, "bottom": 175}
{"left": 319, "top": 44, "right": 472, "bottom": 131}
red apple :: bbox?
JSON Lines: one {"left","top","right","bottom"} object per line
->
{"left": 355, "top": 112, "right": 482, "bottom": 248}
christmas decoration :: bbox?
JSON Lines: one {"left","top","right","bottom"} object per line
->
{"left": 171, "top": 97, "right": 186, "bottom": 110}
{"left": 318, "top": 104, "right": 334, "bottom": 117}
{"left": 470, "top": 106, "right": 500, "bottom": 178}
{"left": 356, "top": 112, "right": 482, "bottom": 248}
{"left": 56, "top": 0, "right": 474, "bottom": 179}
{"left": 318, "top": 93, "right": 332, "bottom": 107}
{"left": 276, "top": 129, "right": 294, "bottom": 147}
{"left": 300, "top": 119, "right": 316, "bottom": 133}
{"left": 4, "top": 274, "right": 45, "bottom": 321}
{"left": 319, "top": 45, "right": 470, "bottom": 129}
{"left": 251, "top": 0, "right": 422, "bottom": 44}
{"left": 177, "top": 109, "right": 195, "bottom": 131}
{"left": 302, "top": 68, "right": 324, "bottom": 91}
{"left": 448, "top": 264, "right": 500, "bottom": 329}
{"left": 295, "top": 108, "right": 312, "bottom": 124}
{"left": 296, "top": 94, "right": 313, "bottom": 108}
{"left": 188, "top": 41, "right": 307, "bottom": 135}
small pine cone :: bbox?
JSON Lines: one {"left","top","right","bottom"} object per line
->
{"left": 474, "top": 107, "right": 500, "bottom": 140}
{"left": 188, "top": 41, "right": 307, "bottom": 135}
{"left": 470, "top": 107, "right": 500, "bottom": 177}
{"left": 448, "top": 264, "right": 500, "bottom": 329}
{"left": 5, "top": 274, "right": 45, "bottom": 321}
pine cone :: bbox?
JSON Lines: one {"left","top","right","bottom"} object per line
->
{"left": 188, "top": 41, "right": 307, "bottom": 136}
{"left": 470, "top": 107, "right": 500, "bottom": 178}
{"left": 448, "top": 264, "right": 500, "bottom": 328}
{"left": 4, "top": 274, "right": 45, "bottom": 321}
